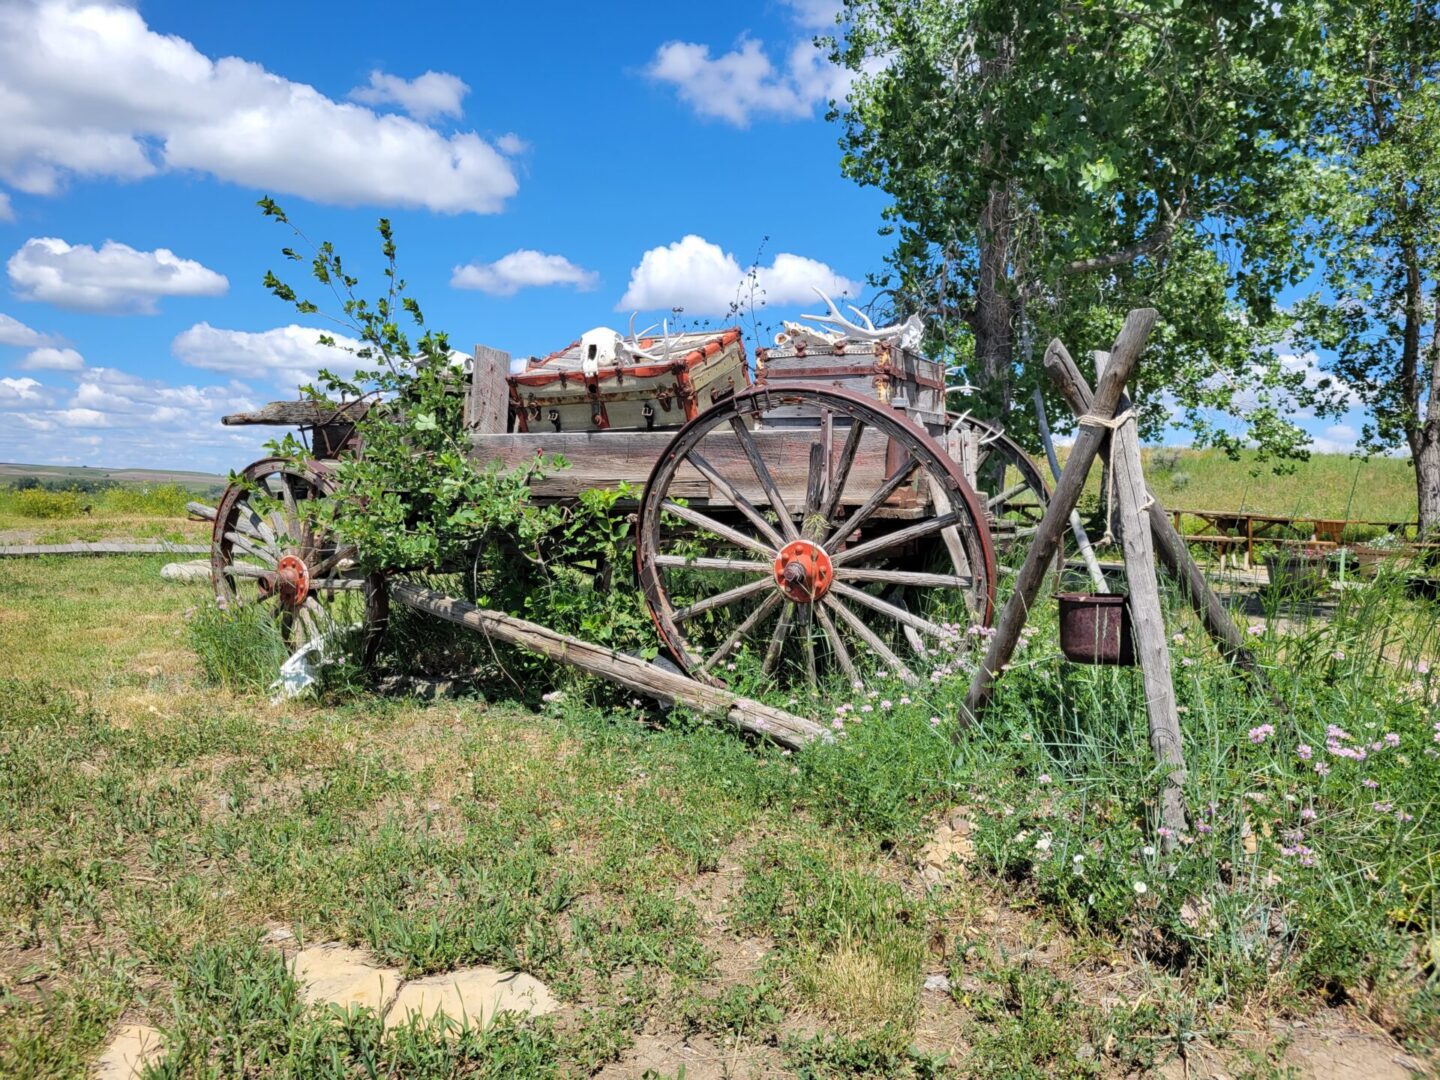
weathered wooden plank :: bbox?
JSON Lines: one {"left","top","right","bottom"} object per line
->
{"left": 470, "top": 427, "right": 898, "bottom": 507}
{"left": 0, "top": 542, "right": 209, "bottom": 557}
{"left": 961, "top": 309, "right": 1157, "bottom": 722}
{"left": 466, "top": 345, "right": 510, "bottom": 434}
{"left": 390, "top": 582, "right": 825, "bottom": 749}
{"left": 221, "top": 401, "right": 371, "bottom": 426}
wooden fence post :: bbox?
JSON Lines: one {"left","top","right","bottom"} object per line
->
{"left": 1033, "top": 388, "right": 1108, "bottom": 593}
{"left": 960, "top": 309, "right": 1157, "bottom": 723}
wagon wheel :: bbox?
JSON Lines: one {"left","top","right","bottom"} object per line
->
{"left": 947, "top": 414, "right": 1050, "bottom": 558}
{"left": 210, "top": 457, "right": 388, "bottom": 663}
{"left": 637, "top": 384, "right": 996, "bottom": 690}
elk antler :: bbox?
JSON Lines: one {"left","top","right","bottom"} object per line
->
{"left": 800, "top": 289, "right": 926, "bottom": 350}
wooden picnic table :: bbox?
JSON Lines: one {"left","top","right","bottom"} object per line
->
{"left": 1169, "top": 508, "right": 1419, "bottom": 566}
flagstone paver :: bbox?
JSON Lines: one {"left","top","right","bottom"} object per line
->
{"left": 292, "top": 944, "right": 403, "bottom": 1014}
{"left": 383, "top": 966, "right": 558, "bottom": 1033}
{"left": 96, "top": 1024, "right": 165, "bottom": 1079}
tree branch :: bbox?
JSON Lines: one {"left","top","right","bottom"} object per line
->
{"left": 1062, "top": 197, "right": 1187, "bottom": 275}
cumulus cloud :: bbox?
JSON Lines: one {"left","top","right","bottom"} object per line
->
{"left": 645, "top": 37, "right": 851, "bottom": 126}
{"left": 0, "top": 312, "right": 61, "bottom": 347}
{"left": 172, "top": 322, "right": 370, "bottom": 392}
{"left": 618, "top": 235, "right": 859, "bottom": 314}
{"left": 348, "top": 69, "right": 469, "bottom": 121}
{"left": 0, "top": 1, "right": 519, "bottom": 214}
{"left": 18, "top": 346, "right": 85, "bottom": 371}
{"left": 0, "top": 375, "right": 49, "bottom": 406}
{"left": 451, "top": 250, "right": 600, "bottom": 296}
{"left": 7, "top": 237, "right": 228, "bottom": 314}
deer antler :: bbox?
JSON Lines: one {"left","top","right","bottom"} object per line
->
{"left": 801, "top": 288, "right": 926, "bottom": 349}
{"left": 847, "top": 304, "right": 877, "bottom": 332}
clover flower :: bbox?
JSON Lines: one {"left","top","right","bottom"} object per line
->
{"left": 1296, "top": 744, "right": 1313, "bottom": 760}
{"left": 1248, "top": 724, "right": 1274, "bottom": 744}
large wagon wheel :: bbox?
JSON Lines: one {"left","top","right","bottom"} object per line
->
{"left": 637, "top": 385, "right": 996, "bottom": 690}
{"left": 210, "top": 457, "right": 387, "bottom": 663}
{"left": 947, "top": 414, "right": 1050, "bottom": 557}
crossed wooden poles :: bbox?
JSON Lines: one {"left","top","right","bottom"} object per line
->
{"left": 961, "top": 309, "right": 1261, "bottom": 844}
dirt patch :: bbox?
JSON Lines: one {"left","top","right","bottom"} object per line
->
{"left": 1160, "top": 1013, "right": 1429, "bottom": 1078}
{"left": 593, "top": 1031, "right": 787, "bottom": 1079}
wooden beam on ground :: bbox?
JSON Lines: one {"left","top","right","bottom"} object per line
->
{"left": 0, "top": 542, "right": 208, "bottom": 557}
{"left": 391, "top": 582, "right": 825, "bottom": 750}
{"left": 1044, "top": 343, "right": 1260, "bottom": 675}
{"left": 186, "top": 501, "right": 217, "bottom": 522}
{"left": 1033, "top": 388, "right": 1108, "bottom": 593}
{"left": 961, "top": 309, "right": 1157, "bottom": 723}
{"left": 1092, "top": 351, "right": 1189, "bottom": 844}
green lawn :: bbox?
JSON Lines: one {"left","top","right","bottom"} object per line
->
{"left": 1, "top": 524, "right": 1436, "bottom": 1077}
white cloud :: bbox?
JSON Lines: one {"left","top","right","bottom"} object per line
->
{"left": 0, "top": 192, "right": 12, "bottom": 221}
{"left": 348, "top": 69, "right": 469, "bottom": 121}
{"left": 0, "top": 1, "right": 518, "bottom": 214}
{"left": 0, "top": 312, "right": 61, "bottom": 347}
{"left": 496, "top": 132, "right": 530, "bottom": 156}
{"left": 0, "top": 375, "right": 49, "bottom": 406}
{"left": 645, "top": 36, "right": 851, "bottom": 126}
{"left": 172, "top": 322, "right": 369, "bottom": 392}
{"left": 618, "top": 234, "right": 860, "bottom": 314}
{"left": 18, "top": 346, "right": 85, "bottom": 370}
{"left": 8, "top": 237, "right": 228, "bottom": 314}
{"left": 451, "top": 250, "right": 600, "bottom": 296}
{"left": 781, "top": 0, "right": 844, "bottom": 28}
{"left": 53, "top": 406, "right": 108, "bottom": 427}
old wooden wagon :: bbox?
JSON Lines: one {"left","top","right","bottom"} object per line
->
{"left": 212, "top": 307, "right": 1049, "bottom": 691}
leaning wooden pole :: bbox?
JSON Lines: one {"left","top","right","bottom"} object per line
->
{"left": 391, "top": 582, "right": 825, "bottom": 749}
{"left": 1043, "top": 343, "right": 1260, "bottom": 675}
{"left": 1091, "top": 351, "right": 1189, "bottom": 843}
{"left": 960, "top": 309, "right": 1158, "bottom": 723}
{"left": 1033, "top": 388, "right": 1108, "bottom": 593}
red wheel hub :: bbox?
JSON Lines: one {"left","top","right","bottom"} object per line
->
{"left": 773, "top": 540, "right": 833, "bottom": 603}
{"left": 272, "top": 554, "right": 310, "bottom": 606}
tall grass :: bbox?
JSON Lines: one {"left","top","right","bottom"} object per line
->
{"left": 0, "top": 482, "right": 194, "bottom": 520}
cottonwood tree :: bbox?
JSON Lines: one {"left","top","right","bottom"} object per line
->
{"left": 831, "top": 0, "right": 1322, "bottom": 457}
{"left": 1294, "top": 0, "right": 1440, "bottom": 532}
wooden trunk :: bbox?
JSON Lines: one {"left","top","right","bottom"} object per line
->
{"left": 754, "top": 339, "right": 946, "bottom": 432}
{"left": 508, "top": 329, "right": 748, "bottom": 434}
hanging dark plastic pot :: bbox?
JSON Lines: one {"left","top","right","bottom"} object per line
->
{"left": 1056, "top": 592, "right": 1135, "bottom": 666}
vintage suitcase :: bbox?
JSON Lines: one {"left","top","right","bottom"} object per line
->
{"left": 509, "top": 327, "right": 749, "bottom": 432}
{"left": 753, "top": 336, "right": 947, "bottom": 434}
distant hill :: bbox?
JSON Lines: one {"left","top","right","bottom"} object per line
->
{"left": 0, "top": 461, "right": 226, "bottom": 492}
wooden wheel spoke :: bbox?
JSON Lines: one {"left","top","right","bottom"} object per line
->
{"left": 829, "top": 580, "right": 958, "bottom": 642}
{"left": 310, "top": 576, "right": 369, "bottom": 591}
{"left": 687, "top": 450, "right": 787, "bottom": 550}
{"left": 674, "top": 577, "right": 775, "bottom": 622}
{"left": 225, "top": 529, "right": 277, "bottom": 566}
{"left": 830, "top": 511, "right": 961, "bottom": 567}
{"left": 653, "top": 555, "right": 771, "bottom": 573}
{"left": 222, "top": 563, "right": 270, "bottom": 579}
{"left": 279, "top": 474, "right": 303, "bottom": 542}
{"left": 987, "top": 481, "right": 1032, "bottom": 510}
{"left": 700, "top": 592, "right": 784, "bottom": 672}
{"left": 818, "top": 420, "right": 865, "bottom": 525}
{"left": 814, "top": 603, "right": 858, "bottom": 683}
{"left": 661, "top": 500, "right": 775, "bottom": 559}
{"left": 824, "top": 455, "right": 920, "bottom": 552}
{"left": 729, "top": 417, "right": 800, "bottom": 542}
{"left": 763, "top": 602, "right": 795, "bottom": 674}
{"left": 823, "top": 595, "right": 917, "bottom": 683}
{"left": 798, "top": 603, "right": 818, "bottom": 689}
{"left": 835, "top": 567, "right": 974, "bottom": 588}
{"left": 309, "top": 544, "right": 358, "bottom": 578}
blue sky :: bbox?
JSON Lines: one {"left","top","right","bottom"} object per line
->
{"left": 0, "top": 0, "right": 1364, "bottom": 473}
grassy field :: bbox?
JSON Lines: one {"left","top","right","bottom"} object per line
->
{"left": 0, "top": 462, "right": 226, "bottom": 492}
{"left": 1, "top": 496, "right": 1438, "bottom": 1078}
{"left": 0, "top": 484, "right": 211, "bottom": 546}
{"left": 1054, "top": 447, "right": 1420, "bottom": 525}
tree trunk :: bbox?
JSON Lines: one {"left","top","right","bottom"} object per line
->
{"left": 1416, "top": 427, "right": 1440, "bottom": 536}
{"left": 968, "top": 185, "right": 1016, "bottom": 420}
{"left": 1408, "top": 277, "right": 1440, "bottom": 536}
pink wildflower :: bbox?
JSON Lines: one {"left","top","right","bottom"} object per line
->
{"left": 928, "top": 716, "right": 942, "bottom": 727}
{"left": 860, "top": 704, "right": 873, "bottom": 714}
{"left": 1362, "top": 778, "right": 1378, "bottom": 789}
{"left": 1384, "top": 732, "right": 1401, "bottom": 748}
{"left": 1248, "top": 724, "right": 1275, "bottom": 744}
{"left": 1300, "top": 807, "right": 1317, "bottom": 820}
{"left": 1296, "top": 744, "right": 1313, "bottom": 760}
{"left": 1037, "top": 773, "right": 1052, "bottom": 785}
{"left": 1315, "top": 761, "right": 1331, "bottom": 776}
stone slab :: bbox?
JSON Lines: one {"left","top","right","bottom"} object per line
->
{"left": 292, "top": 944, "right": 403, "bottom": 1015}
{"left": 384, "top": 966, "right": 557, "bottom": 1033}
{"left": 95, "top": 1024, "right": 165, "bottom": 1079}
